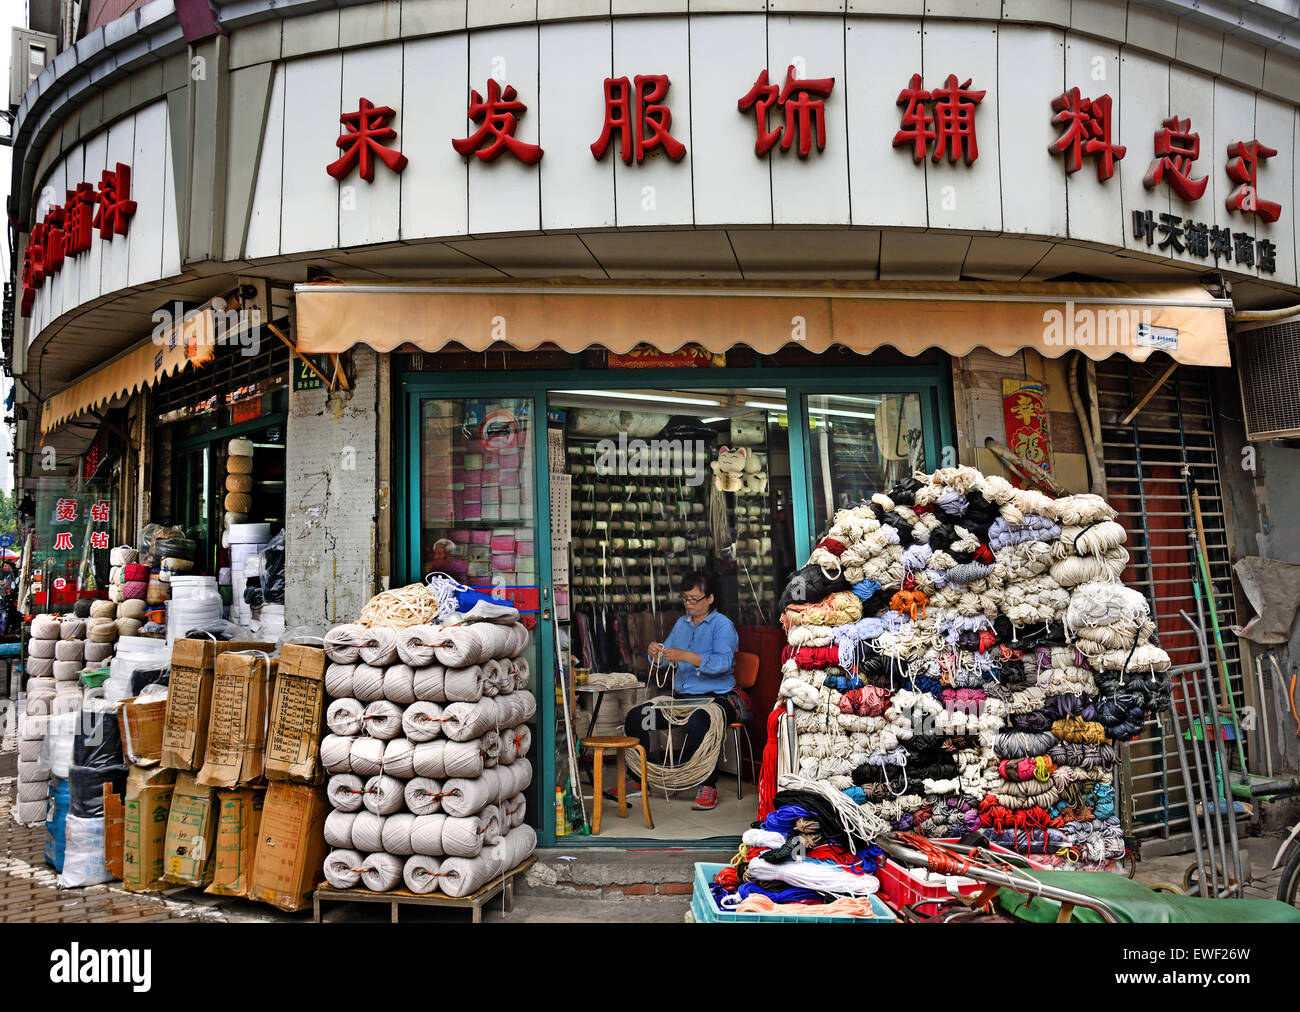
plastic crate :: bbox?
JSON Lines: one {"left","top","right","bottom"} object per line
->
{"left": 876, "top": 839, "right": 1046, "bottom": 916}
{"left": 690, "top": 863, "right": 896, "bottom": 924}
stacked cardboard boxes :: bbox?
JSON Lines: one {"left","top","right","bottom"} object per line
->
{"left": 105, "top": 638, "right": 330, "bottom": 912}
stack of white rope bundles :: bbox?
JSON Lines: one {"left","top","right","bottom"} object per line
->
{"left": 320, "top": 607, "right": 538, "bottom": 894}
{"left": 13, "top": 709, "right": 52, "bottom": 825}
{"left": 777, "top": 466, "right": 1168, "bottom": 855}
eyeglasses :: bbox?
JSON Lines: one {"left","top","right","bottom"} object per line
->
{"left": 680, "top": 594, "right": 708, "bottom": 604}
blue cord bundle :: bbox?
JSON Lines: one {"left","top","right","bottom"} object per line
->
{"left": 823, "top": 672, "right": 864, "bottom": 692}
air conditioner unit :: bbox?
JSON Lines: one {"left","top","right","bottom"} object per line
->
{"left": 10, "top": 29, "right": 55, "bottom": 109}
{"left": 1236, "top": 317, "right": 1300, "bottom": 440}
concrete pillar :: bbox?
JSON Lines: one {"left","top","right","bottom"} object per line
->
{"left": 284, "top": 347, "right": 381, "bottom": 630}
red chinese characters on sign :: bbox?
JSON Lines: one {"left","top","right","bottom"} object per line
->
{"left": 53, "top": 532, "right": 74, "bottom": 551}
{"left": 93, "top": 163, "right": 138, "bottom": 239}
{"left": 54, "top": 498, "right": 78, "bottom": 523}
{"left": 738, "top": 66, "right": 835, "bottom": 158}
{"left": 90, "top": 531, "right": 109, "bottom": 550}
{"left": 1048, "top": 89, "right": 1125, "bottom": 181}
{"left": 1143, "top": 117, "right": 1208, "bottom": 201}
{"left": 453, "top": 80, "right": 544, "bottom": 164}
{"left": 1225, "top": 140, "right": 1282, "bottom": 223}
{"left": 893, "top": 73, "right": 985, "bottom": 165}
{"left": 327, "top": 98, "right": 409, "bottom": 182}
{"left": 42, "top": 204, "right": 66, "bottom": 277}
{"left": 591, "top": 75, "right": 687, "bottom": 164}
{"left": 64, "top": 183, "right": 97, "bottom": 258}
{"left": 90, "top": 500, "right": 111, "bottom": 524}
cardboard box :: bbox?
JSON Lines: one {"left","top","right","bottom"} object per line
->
{"left": 206, "top": 787, "right": 265, "bottom": 897}
{"left": 161, "top": 640, "right": 276, "bottom": 771}
{"left": 265, "top": 644, "right": 328, "bottom": 784}
{"left": 118, "top": 695, "right": 168, "bottom": 766}
{"left": 103, "top": 783, "right": 124, "bottom": 881}
{"left": 197, "top": 651, "right": 278, "bottom": 789}
{"left": 122, "top": 767, "right": 177, "bottom": 893}
{"left": 250, "top": 782, "right": 329, "bottom": 912}
{"left": 161, "top": 773, "right": 219, "bottom": 888}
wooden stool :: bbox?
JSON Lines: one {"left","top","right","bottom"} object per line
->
{"left": 580, "top": 735, "right": 654, "bottom": 835}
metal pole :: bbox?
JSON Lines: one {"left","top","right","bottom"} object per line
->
{"left": 1166, "top": 679, "right": 1209, "bottom": 898}
{"left": 1193, "top": 618, "right": 1244, "bottom": 895}
{"left": 1188, "top": 665, "right": 1228, "bottom": 896}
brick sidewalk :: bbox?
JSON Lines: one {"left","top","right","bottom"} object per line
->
{"left": 0, "top": 729, "right": 293, "bottom": 924}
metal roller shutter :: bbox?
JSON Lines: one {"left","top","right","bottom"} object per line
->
{"left": 1096, "top": 359, "right": 1244, "bottom": 848}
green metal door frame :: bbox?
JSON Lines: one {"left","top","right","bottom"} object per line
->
{"left": 395, "top": 361, "right": 953, "bottom": 846}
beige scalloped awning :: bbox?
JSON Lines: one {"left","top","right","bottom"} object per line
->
{"left": 41, "top": 308, "right": 217, "bottom": 434}
{"left": 293, "top": 280, "right": 1231, "bottom": 367}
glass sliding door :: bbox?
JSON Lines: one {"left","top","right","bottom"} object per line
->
{"left": 411, "top": 391, "right": 549, "bottom": 842}
{"left": 805, "top": 391, "right": 929, "bottom": 540}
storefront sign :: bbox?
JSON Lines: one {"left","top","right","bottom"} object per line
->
{"left": 1049, "top": 89, "right": 1123, "bottom": 180}
{"left": 893, "top": 73, "right": 984, "bottom": 164}
{"left": 1131, "top": 208, "right": 1276, "bottom": 272}
{"left": 20, "top": 163, "right": 138, "bottom": 317}
{"left": 608, "top": 345, "right": 724, "bottom": 369}
{"left": 1002, "top": 379, "right": 1052, "bottom": 483}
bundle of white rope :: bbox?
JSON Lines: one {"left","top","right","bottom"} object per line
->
{"left": 381, "top": 813, "right": 416, "bottom": 855}
{"left": 327, "top": 773, "right": 364, "bottom": 812}
{"left": 397, "top": 624, "right": 443, "bottom": 667}
{"left": 325, "top": 698, "right": 363, "bottom": 737}
{"left": 747, "top": 855, "right": 880, "bottom": 895}
{"left": 382, "top": 737, "right": 416, "bottom": 778}
{"left": 1049, "top": 547, "right": 1129, "bottom": 587}
{"left": 320, "top": 734, "right": 353, "bottom": 773}
{"left": 402, "top": 700, "right": 444, "bottom": 742}
{"left": 324, "top": 810, "right": 356, "bottom": 849}
{"left": 323, "top": 849, "right": 364, "bottom": 889}
{"left": 382, "top": 664, "right": 417, "bottom": 704}
{"left": 404, "top": 776, "right": 444, "bottom": 816}
{"left": 1067, "top": 580, "right": 1149, "bottom": 629}
{"left": 443, "top": 664, "right": 486, "bottom": 703}
{"left": 360, "top": 852, "right": 404, "bottom": 892}
{"left": 432, "top": 622, "right": 529, "bottom": 667}
{"left": 348, "top": 737, "right": 385, "bottom": 776}
{"left": 1046, "top": 493, "right": 1117, "bottom": 526}
{"left": 1053, "top": 521, "right": 1127, "bottom": 561}
{"left": 325, "top": 663, "right": 356, "bottom": 698}
{"left": 412, "top": 665, "right": 446, "bottom": 701}
{"left": 410, "top": 814, "right": 448, "bottom": 855}
{"left": 1092, "top": 642, "right": 1172, "bottom": 673}
{"left": 412, "top": 739, "right": 484, "bottom": 779}
{"left": 350, "top": 663, "right": 385, "bottom": 703}
{"left": 995, "top": 540, "right": 1054, "bottom": 580}
{"left": 499, "top": 724, "right": 531, "bottom": 765}
{"left": 361, "top": 699, "right": 404, "bottom": 739}
{"left": 403, "top": 854, "right": 443, "bottom": 894}
{"left": 358, "top": 626, "right": 400, "bottom": 666}
{"left": 363, "top": 774, "right": 405, "bottom": 815}
{"left": 352, "top": 815, "right": 386, "bottom": 858}
{"left": 324, "top": 624, "right": 368, "bottom": 664}
{"left": 440, "top": 698, "right": 501, "bottom": 741}
{"left": 442, "top": 814, "right": 491, "bottom": 858}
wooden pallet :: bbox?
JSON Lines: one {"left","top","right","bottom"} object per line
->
{"left": 313, "top": 857, "right": 536, "bottom": 924}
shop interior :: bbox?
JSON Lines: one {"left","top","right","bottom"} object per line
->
{"left": 415, "top": 382, "right": 929, "bottom": 843}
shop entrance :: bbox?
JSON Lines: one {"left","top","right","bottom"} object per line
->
{"left": 397, "top": 363, "right": 952, "bottom": 847}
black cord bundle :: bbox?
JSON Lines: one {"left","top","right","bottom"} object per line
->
{"left": 888, "top": 477, "right": 925, "bottom": 506}
{"left": 1010, "top": 710, "right": 1054, "bottom": 733}
{"left": 960, "top": 490, "right": 1001, "bottom": 541}
{"left": 779, "top": 563, "right": 852, "bottom": 613}
{"left": 1040, "top": 693, "right": 1098, "bottom": 721}
{"left": 858, "top": 586, "right": 895, "bottom": 618}
{"left": 1049, "top": 742, "right": 1117, "bottom": 770}
{"left": 879, "top": 512, "right": 917, "bottom": 547}
{"left": 1094, "top": 693, "right": 1147, "bottom": 740}
{"left": 995, "top": 658, "right": 1032, "bottom": 687}
{"left": 993, "top": 618, "right": 1068, "bottom": 650}
{"left": 1095, "top": 673, "right": 1172, "bottom": 715}
{"left": 772, "top": 789, "right": 856, "bottom": 848}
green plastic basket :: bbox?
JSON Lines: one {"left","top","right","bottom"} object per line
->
{"left": 80, "top": 668, "right": 110, "bottom": 689}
